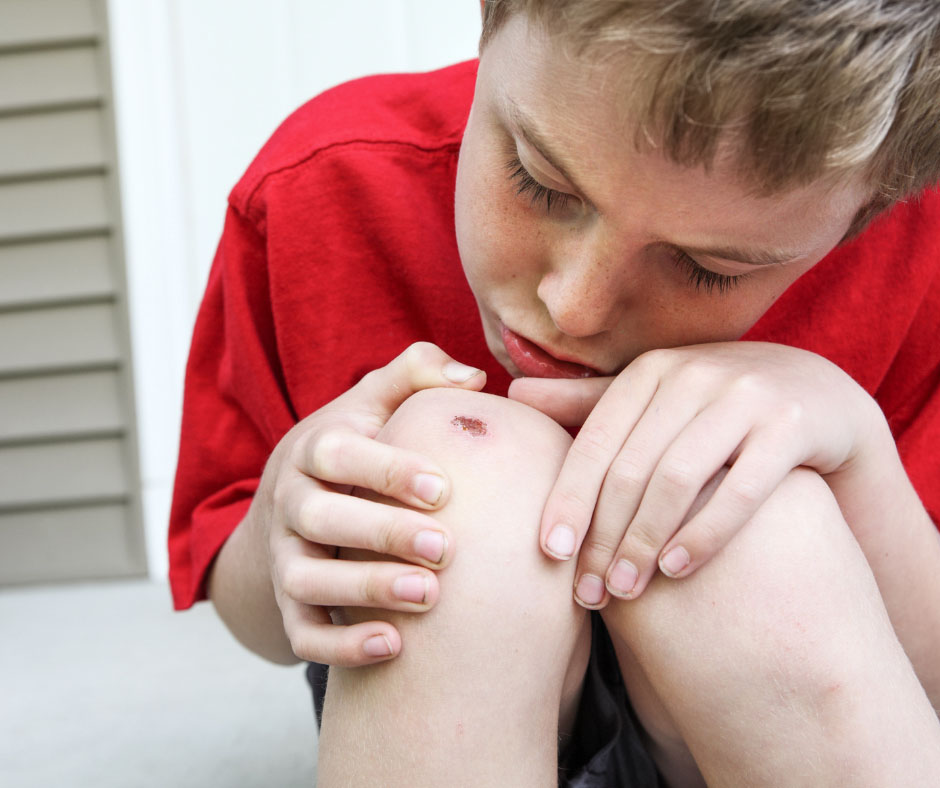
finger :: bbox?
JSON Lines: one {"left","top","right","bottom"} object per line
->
{"left": 344, "top": 341, "right": 487, "bottom": 426}
{"left": 604, "top": 399, "right": 754, "bottom": 599}
{"left": 299, "top": 426, "right": 451, "bottom": 509}
{"left": 538, "top": 366, "right": 659, "bottom": 566}
{"left": 574, "top": 385, "right": 704, "bottom": 606}
{"left": 659, "top": 427, "right": 803, "bottom": 580}
{"left": 508, "top": 376, "right": 615, "bottom": 426}
{"left": 280, "top": 555, "right": 440, "bottom": 611}
{"left": 282, "top": 480, "right": 451, "bottom": 568}
{"left": 280, "top": 599, "right": 403, "bottom": 666}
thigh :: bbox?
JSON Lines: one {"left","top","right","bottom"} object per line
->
{"left": 603, "top": 468, "right": 940, "bottom": 786}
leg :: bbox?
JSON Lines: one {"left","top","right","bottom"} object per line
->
{"left": 603, "top": 468, "right": 940, "bottom": 787}
{"left": 317, "top": 388, "right": 591, "bottom": 788}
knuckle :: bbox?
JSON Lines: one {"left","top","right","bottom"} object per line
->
{"left": 403, "top": 341, "right": 436, "bottom": 373}
{"left": 681, "top": 357, "right": 723, "bottom": 388}
{"left": 579, "top": 535, "right": 620, "bottom": 570}
{"left": 635, "top": 347, "right": 674, "bottom": 372}
{"left": 688, "top": 518, "right": 725, "bottom": 557}
{"left": 625, "top": 521, "right": 662, "bottom": 556}
{"left": 294, "top": 490, "right": 323, "bottom": 536}
{"left": 286, "top": 632, "right": 305, "bottom": 660}
{"left": 358, "top": 569, "right": 383, "bottom": 605}
{"left": 729, "top": 372, "right": 764, "bottom": 398}
{"left": 288, "top": 632, "right": 315, "bottom": 662}
{"left": 657, "top": 456, "right": 696, "bottom": 491}
{"left": 382, "top": 461, "right": 398, "bottom": 494}
{"left": 554, "top": 488, "right": 595, "bottom": 523}
{"left": 372, "top": 511, "right": 401, "bottom": 556}
{"left": 376, "top": 456, "right": 414, "bottom": 498}
{"left": 270, "top": 477, "right": 291, "bottom": 520}
{"left": 280, "top": 564, "right": 311, "bottom": 602}
{"left": 724, "top": 477, "right": 763, "bottom": 512}
{"left": 357, "top": 366, "right": 383, "bottom": 391}
{"left": 333, "top": 641, "right": 360, "bottom": 666}
{"left": 773, "top": 399, "right": 806, "bottom": 431}
{"left": 309, "top": 430, "right": 345, "bottom": 479}
{"left": 574, "top": 422, "right": 617, "bottom": 464}
{"left": 605, "top": 454, "right": 645, "bottom": 500}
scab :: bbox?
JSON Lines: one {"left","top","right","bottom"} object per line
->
{"left": 451, "top": 415, "right": 487, "bottom": 437}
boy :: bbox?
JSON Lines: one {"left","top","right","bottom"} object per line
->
{"left": 170, "top": 1, "right": 940, "bottom": 784}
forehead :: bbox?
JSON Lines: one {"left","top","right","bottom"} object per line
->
{"left": 479, "top": 14, "right": 869, "bottom": 249}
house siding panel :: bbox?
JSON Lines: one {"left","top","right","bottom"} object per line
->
{"left": 0, "top": 0, "right": 145, "bottom": 584}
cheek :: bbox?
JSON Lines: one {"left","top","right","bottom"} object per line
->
{"left": 456, "top": 154, "right": 542, "bottom": 289}
{"left": 665, "top": 269, "right": 805, "bottom": 345}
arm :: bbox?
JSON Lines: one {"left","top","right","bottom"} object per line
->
{"left": 170, "top": 208, "right": 476, "bottom": 665}
{"left": 826, "top": 420, "right": 940, "bottom": 706}
{"left": 208, "top": 505, "right": 297, "bottom": 665}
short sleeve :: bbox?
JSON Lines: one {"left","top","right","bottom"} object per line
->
{"left": 167, "top": 205, "right": 297, "bottom": 609}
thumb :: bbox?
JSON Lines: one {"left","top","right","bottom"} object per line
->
{"left": 508, "top": 376, "right": 614, "bottom": 426}
{"left": 342, "top": 342, "right": 486, "bottom": 424}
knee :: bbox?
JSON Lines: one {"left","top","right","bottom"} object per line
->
{"left": 610, "top": 468, "right": 887, "bottom": 686}
{"left": 379, "top": 386, "right": 572, "bottom": 488}
{"left": 376, "top": 387, "right": 573, "bottom": 564}
{"left": 344, "top": 387, "right": 585, "bottom": 645}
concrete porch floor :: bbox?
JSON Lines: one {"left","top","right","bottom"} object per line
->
{"left": 0, "top": 579, "right": 317, "bottom": 787}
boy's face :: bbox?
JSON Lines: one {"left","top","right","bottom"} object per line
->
{"left": 455, "top": 14, "right": 869, "bottom": 378}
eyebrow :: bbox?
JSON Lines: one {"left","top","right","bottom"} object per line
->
{"left": 501, "top": 96, "right": 593, "bottom": 202}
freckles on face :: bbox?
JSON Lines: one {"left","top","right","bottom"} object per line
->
{"left": 455, "top": 15, "right": 869, "bottom": 374}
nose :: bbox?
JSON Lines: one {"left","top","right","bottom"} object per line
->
{"left": 537, "top": 243, "right": 632, "bottom": 338}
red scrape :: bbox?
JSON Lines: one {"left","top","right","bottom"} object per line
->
{"left": 451, "top": 416, "right": 487, "bottom": 436}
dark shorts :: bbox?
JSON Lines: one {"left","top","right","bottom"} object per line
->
{"left": 305, "top": 612, "right": 662, "bottom": 787}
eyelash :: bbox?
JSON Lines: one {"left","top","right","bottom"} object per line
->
{"left": 506, "top": 156, "right": 572, "bottom": 213}
{"left": 668, "top": 248, "right": 749, "bottom": 294}
{"left": 505, "top": 155, "right": 749, "bottom": 295}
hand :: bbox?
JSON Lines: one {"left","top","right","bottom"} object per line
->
{"left": 508, "top": 342, "right": 884, "bottom": 607}
{"left": 250, "top": 342, "right": 485, "bottom": 665}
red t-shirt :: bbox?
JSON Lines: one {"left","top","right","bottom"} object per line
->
{"left": 168, "top": 60, "right": 940, "bottom": 610}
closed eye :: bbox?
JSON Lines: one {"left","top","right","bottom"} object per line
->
{"left": 667, "top": 248, "right": 752, "bottom": 294}
{"left": 506, "top": 156, "right": 572, "bottom": 213}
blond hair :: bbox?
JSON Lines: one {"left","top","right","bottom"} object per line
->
{"left": 481, "top": 0, "right": 940, "bottom": 228}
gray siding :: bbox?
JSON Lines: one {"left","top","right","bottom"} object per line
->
{"left": 0, "top": 0, "right": 145, "bottom": 584}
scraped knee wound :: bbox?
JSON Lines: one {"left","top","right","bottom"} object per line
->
{"left": 351, "top": 387, "right": 581, "bottom": 638}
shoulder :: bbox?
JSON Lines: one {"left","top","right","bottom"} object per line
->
{"left": 230, "top": 59, "right": 478, "bottom": 220}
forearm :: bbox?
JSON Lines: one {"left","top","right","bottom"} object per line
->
{"left": 207, "top": 505, "right": 300, "bottom": 665}
{"left": 826, "top": 419, "right": 940, "bottom": 707}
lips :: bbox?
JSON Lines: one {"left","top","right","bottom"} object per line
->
{"left": 500, "top": 324, "right": 600, "bottom": 379}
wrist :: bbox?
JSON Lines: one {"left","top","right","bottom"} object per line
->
{"left": 824, "top": 404, "right": 914, "bottom": 539}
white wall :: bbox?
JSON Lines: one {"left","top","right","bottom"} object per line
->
{"left": 107, "top": 0, "right": 482, "bottom": 579}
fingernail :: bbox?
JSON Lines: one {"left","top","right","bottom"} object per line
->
{"left": 660, "top": 546, "right": 690, "bottom": 577}
{"left": 414, "top": 530, "right": 446, "bottom": 564}
{"left": 607, "top": 559, "right": 638, "bottom": 597}
{"left": 363, "top": 634, "right": 393, "bottom": 658}
{"left": 413, "top": 473, "right": 445, "bottom": 505}
{"left": 392, "top": 574, "right": 429, "bottom": 604}
{"left": 575, "top": 574, "right": 605, "bottom": 607}
{"left": 443, "top": 361, "right": 482, "bottom": 383}
{"left": 545, "top": 525, "right": 576, "bottom": 559}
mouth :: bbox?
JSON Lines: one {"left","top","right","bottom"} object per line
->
{"left": 499, "top": 324, "right": 602, "bottom": 379}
